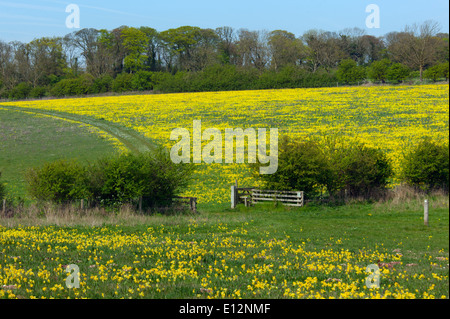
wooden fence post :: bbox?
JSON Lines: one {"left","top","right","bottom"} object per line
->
{"left": 2, "top": 199, "right": 5, "bottom": 215}
{"left": 231, "top": 186, "right": 237, "bottom": 209}
{"left": 81, "top": 199, "right": 84, "bottom": 210}
{"left": 190, "top": 197, "right": 197, "bottom": 213}
{"left": 424, "top": 199, "right": 429, "bottom": 226}
{"left": 139, "top": 196, "right": 143, "bottom": 214}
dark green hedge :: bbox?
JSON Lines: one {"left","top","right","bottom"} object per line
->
{"left": 251, "top": 136, "right": 394, "bottom": 200}
{"left": 400, "top": 138, "right": 449, "bottom": 192}
{"left": 2, "top": 64, "right": 341, "bottom": 100}
{"left": 26, "top": 148, "right": 194, "bottom": 210}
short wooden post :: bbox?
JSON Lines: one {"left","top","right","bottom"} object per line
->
{"left": 139, "top": 196, "right": 143, "bottom": 214}
{"left": 424, "top": 199, "right": 429, "bottom": 226}
{"left": 2, "top": 199, "right": 5, "bottom": 214}
{"left": 231, "top": 186, "right": 237, "bottom": 209}
{"left": 80, "top": 199, "right": 84, "bottom": 210}
{"left": 190, "top": 197, "right": 197, "bottom": 213}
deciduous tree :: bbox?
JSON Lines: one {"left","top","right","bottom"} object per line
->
{"left": 386, "top": 20, "right": 442, "bottom": 81}
{"left": 268, "top": 30, "right": 306, "bottom": 70}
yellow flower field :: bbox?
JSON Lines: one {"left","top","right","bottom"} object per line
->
{"left": 2, "top": 84, "right": 448, "bottom": 204}
{"left": 0, "top": 221, "right": 448, "bottom": 299}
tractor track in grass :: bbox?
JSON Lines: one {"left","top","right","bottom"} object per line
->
{"left": 0, "top": 104, "right": 156, "bottom": 153}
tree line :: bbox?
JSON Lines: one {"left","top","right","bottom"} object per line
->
{"left": 0, "top": 20, "right": 448, "bottom": 99}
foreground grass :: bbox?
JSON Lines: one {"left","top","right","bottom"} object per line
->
{"left": 0, "top": 197, "right": 448, "bottom": 299}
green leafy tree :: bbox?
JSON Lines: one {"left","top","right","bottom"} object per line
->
{"left": 131, "top": 71, "right": 154, "bottom": 91}
{"left": 424, "top": 65, "right": 441, "bottom": 81}
{"left": 441, "top": 62, "right": 449, "bottom": 81}
{"left": 139, "top": 27, "right": 161, "bottom": 71}
{"left": 386, "top": 63, "right": 410, "bottom": 83}
{"left": 367, "top": 58, "right": 391, "bottom": 83}
{"left": 215, "top": 26, "right": 238, "bottom": 65}
{"left": 50, "top": 73, "right": 95, "bottom": 97}
{"left": 159, "top": 26, "right": 202, "bottom": 71}
{"left": 336, "top": 59, "right": 366, "bottom": 84}
{"left": 324, "top": 137, "right": 393, "bottom": 199}
{"left": 97, "top": 28, "right": 127, "bottom": 76}
{"left": 8, "top": 82, "right": 32, "bottom": 100}
{"left": 400, "top": 138, "right": 449, "bottom": 192}
{"left": 335, "top": 145, "right": 393, "bottom": 198}
{"left": 111, "top": 73, "right": 134, "bottom": 92}
{"left": 27, "top": 37, "right": 67, "bottom": 86}
{"left": 268, "top": 30, "right": 307, "bottom": 70}
{"left": 424, "top": 62, "right": 449, "bottom": 81}
{"left": 251, "top": 136, "right": 331, "bottom": 199}
{"left": 26, "top": 160, "right": 90, "bottom": 203}
{"left": 92, "top": 74, "right": 114, "bottom": 93}
{"left": 87, "top": 149, "right": 194, "bottom": 208}
{"left": 29, "top": 86, "right": 47, "bottom": 98}
{"left": 121, "top": 27, "right": 150, "bottom": 73}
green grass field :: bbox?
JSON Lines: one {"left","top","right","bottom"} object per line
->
{"left": 0, "top": 108, "right": 119, "bottom": 199}
{"left": 0, "top": 199, "right": 448, "bottom": 299}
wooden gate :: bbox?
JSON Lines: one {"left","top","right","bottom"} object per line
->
{"left": 231, "top": 186, "right": 304, "bottom": 208}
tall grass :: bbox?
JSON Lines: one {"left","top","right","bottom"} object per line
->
{"left": 1, "top": 185, "right": 447, "bottom": 228}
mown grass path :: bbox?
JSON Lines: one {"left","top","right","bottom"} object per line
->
{"left": 0, "top": 104, "right": 155, "bottom": 153}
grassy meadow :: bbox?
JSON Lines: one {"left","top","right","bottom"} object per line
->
{"left": 1, "top": 84, "right": 448, "bottom": 204}
{"left": 0, "top": 197, "right": 448, "bottom": 299}
{"left": 0, "top": 108, "right": 119, "bottom": 199}
{"left": 0, "top": 84, "right": 448, "bottom": 299}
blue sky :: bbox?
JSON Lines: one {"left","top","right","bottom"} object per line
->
{"left": 0, "top": 0, "right": 448, "bottom": 42}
